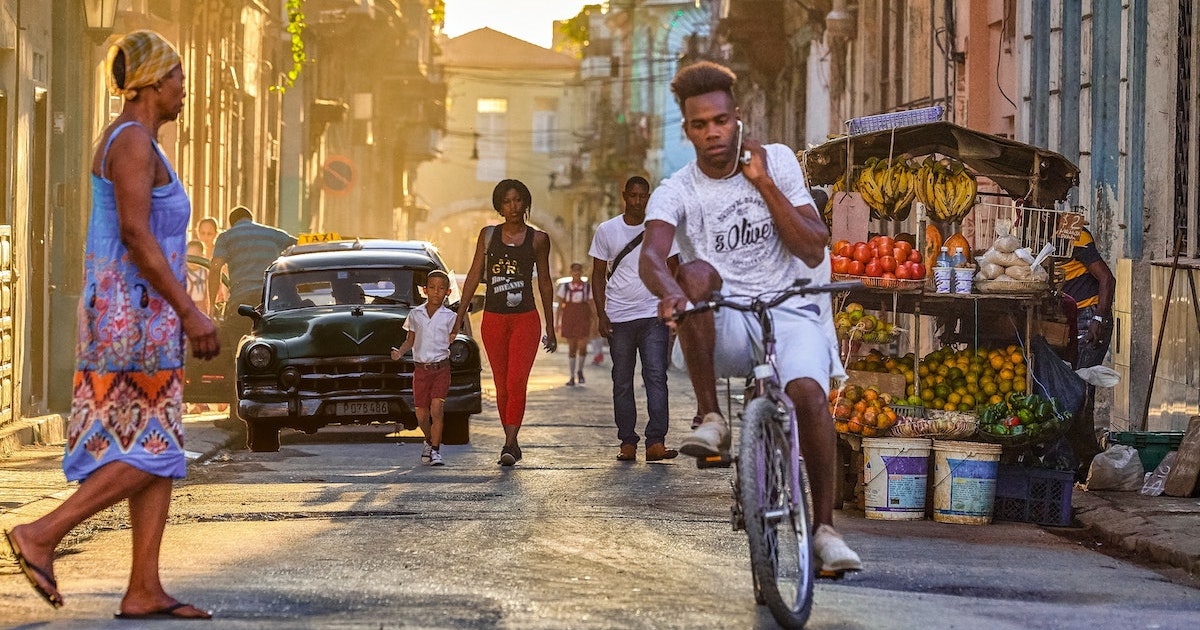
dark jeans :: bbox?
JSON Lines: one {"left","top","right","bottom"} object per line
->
{"left": 1074, "top": 305, "right": 1113, "bottom": 369}
{"left": 609, "top": 317, "right": 671, "bottom": 446}
{"left": 1069, "top": 305, "right": 1113, "bottom": 479}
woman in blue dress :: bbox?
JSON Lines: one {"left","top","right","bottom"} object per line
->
{"left": 3, "top": 31, "right": 219, "bottom": 619}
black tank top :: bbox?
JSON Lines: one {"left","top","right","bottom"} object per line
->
{"left": 484, "top": 226, "right": 537, "bottom": 314}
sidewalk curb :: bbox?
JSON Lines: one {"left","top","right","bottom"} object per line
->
{"left": 1073, "top": 489, "right": 1200, "bottom": 576}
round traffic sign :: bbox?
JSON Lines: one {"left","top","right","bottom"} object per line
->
{"left": 322, "top": 156, "right": 356, "bottom": 195}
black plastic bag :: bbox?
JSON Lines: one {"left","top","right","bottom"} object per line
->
{"left": 1031, "top": 334, "right": 1088, "bottom": 424}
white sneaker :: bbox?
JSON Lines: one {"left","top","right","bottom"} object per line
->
{"left": 679, "top": 413, "right": 730, "bottom": 458}
{"left": 813, "top": 524, "right": 862, "bottom": 572}
{"left": 429, "top": 449, "right": 444, "bottom": 466}
{"left": 421, "top": 441, "right": 433, "bottom": 465}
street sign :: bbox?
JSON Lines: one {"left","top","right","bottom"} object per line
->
{"left": 322, "top": 156, "right": 356, "bottom": 195}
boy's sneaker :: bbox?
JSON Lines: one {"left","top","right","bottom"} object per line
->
{"left": 421, "top": 441, "right": 433, "bottom": 465}
{"left": 429, "top": 450, "right": 444, "bottom": 466}
{"left": 813, "top": 524, "right": 862, "bottom": 573}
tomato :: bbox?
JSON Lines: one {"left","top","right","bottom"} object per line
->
{"left": 908, "top": 249, "right": 923, "bottom": 264}
{"left": 848, "top": 260, "right": 865, "bottom": 275}
{"left": 838, "top": 242, "right": 855, "bottom": 258}
{"left": 893, "top": 242, "right": 912, "bottom": 261}
{"left": 832, "top": 240, "right": 850, "bottom": 256}
{"left": 878, "top": 255, "right": 897, "bottom": 273}
{"left": 895, "top": 264, "right": 912, "bottom": 280}
{"left": 875, "top": 236, "right": 894, "bottom": 254}
{"left": 881, "top": 271, "right": 896, "bottom": 280}
{"left": 865, "top": 260, "right": 883, "bottom": 277}
{"left": 911, "top": 262, "right": 926, "bottom": 279}
{"left": 852, "top": 243, "right": 873, "bottom": 264}
{"left": 832, "top": 256, "right": 850, "bottom": 274}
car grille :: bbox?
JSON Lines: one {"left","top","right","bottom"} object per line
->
{"left": 292, "top": 356, "right": 409, "bottom": 396}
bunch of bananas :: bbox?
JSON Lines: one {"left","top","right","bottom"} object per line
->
{"left": 823, "top": 175, "right": 844, "bottom": 227}
{"left": 853, "top": 157, "right": 916, "bottom": 220}
{"left": 914, "top": 156, "right": 978, "bottom": 222}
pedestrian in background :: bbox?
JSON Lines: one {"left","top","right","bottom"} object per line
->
{"left": 391, "top": 270, "right": 457, "bottom": 467}
{"left": 186, "top": 239, "right": 210, "bottom": 313}
{"left": 591, "top": 176, "right": 680, "bottom": 462}
{"left": 207, "top": 205, "right": 296, "bottom": 323}
{"left": 193, "top": 216, "right": 227, "bottom": 308}
{"left": 4, "top": 30, "right": 218, "bottom": 619}
{"left": 453, "top": 179, "right": 557, "bottom": 466}
{"left": 555, "top": 262, "right": 594, "bottom": 386}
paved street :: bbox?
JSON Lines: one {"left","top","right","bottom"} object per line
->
{"left": 3, "top": 351, "right": 1199, "bottom": 629}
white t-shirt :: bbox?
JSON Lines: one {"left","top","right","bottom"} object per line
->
{"left": 555, "top": 279, "right": 591, "bottom": 303}
{"left": 589, "top": 215, "right": 679, "bottom": 323}
{"left": 645, "top": 143, "right": 840, "bottom": 364}
{"left": 403, "top": 303, "right": 458, "bottom": 363}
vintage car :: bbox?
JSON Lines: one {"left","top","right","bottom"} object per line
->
{"left": 233, "top": 239, "right": 482, "bottom": 452}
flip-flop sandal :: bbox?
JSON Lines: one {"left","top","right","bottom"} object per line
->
{"left": 115, "top": 602, "right": 212, "bottom": 619}
{"left": 4, "top": 529, "right": 64, "bottom": 609}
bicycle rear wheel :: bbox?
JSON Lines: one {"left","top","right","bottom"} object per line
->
{"left": 738, "top": 397, "right": 815, "bottom": 629}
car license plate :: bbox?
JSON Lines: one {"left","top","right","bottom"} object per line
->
{"left": 336, "top": 401, "right": 389, "bottom": 416}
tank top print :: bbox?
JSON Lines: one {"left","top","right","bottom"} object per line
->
{"left": 485, "top": 226, "right": 537, "bottom": 314}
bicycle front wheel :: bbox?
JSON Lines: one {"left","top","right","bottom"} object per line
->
{"left": 738, "top": 397, "right": 815, "bottom": 629}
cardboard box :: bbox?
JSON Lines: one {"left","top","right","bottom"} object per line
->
{"left": 830, "top": 191, "right": 871, "bottom": 245}
{"left": 843, "top": 369, "right": 907, "bottom": 398}
{"left": 1036, "top": 320, "right": 1073, "bottom": 347}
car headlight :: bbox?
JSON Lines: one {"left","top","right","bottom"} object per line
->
{"left": 247, "top": 343, "right": 274, "bottom": 369}
{"left": 449, "top": 339, "right": 470, "bottom": 366}
{"left": 279, "top": 366, "right": 300, "bottom": 390}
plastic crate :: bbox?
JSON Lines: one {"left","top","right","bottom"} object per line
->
{"left": 1106, "top": 431, "right": 1186, "bottom": 472}
{"left": 845, "top": 105, "right": 944, "bottom": 136}
{"left": 992, "top": 465, "right": 1074, "bottom": 526}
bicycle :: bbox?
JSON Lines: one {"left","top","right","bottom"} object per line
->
{"left": 672, "top": 278, "right": 860, "bottom": 629}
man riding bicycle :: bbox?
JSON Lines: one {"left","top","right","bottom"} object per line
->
{"left": 638, "top": 61, "right": 861, "bottom": 574}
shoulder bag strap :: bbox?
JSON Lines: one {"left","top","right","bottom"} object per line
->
{"left": 606, "top": 232, "right": 645, "bottom": 281}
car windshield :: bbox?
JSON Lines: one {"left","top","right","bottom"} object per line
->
{"left": 265, "top": 267, "right": 429, "bottom": 311}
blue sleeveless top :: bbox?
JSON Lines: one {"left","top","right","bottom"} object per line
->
{"left": 63, "top": 122, "right": 192, "bottom": 481}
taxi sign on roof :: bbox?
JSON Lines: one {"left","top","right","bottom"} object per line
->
{"left": 297, "top": 232, "right": 343, "bottom": 245}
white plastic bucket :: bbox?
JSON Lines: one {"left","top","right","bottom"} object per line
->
{"left": 932, "top": 440, "right": 1002, "bottom": 525}
{"left": 862, "top": 437, "right": 932, "bottom": 520}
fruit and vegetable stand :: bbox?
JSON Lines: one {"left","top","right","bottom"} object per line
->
{"left": 803, "top": 115, "right": 1088, "bottom": 520}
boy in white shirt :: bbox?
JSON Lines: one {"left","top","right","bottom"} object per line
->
{"left": 391, "top": 270, "right": 458, "bottom": 466}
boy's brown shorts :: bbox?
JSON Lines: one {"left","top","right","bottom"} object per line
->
{"left": 413, "top": 360, "right": 451, "bottom": 408}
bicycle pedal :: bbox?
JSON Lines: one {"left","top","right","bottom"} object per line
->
{"left": 695, "top": 453, "right": 733, "bottom": 469}
{"left": 817, "top": 568, "right": 855, "bottom": 580}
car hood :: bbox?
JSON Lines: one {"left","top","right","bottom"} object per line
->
{"left": 253, "top": 308, "right": 408, "bottom": 359}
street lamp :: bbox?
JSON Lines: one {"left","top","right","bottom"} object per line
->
{"left": 82, "top": 0, "right": 119, "bottom": 40}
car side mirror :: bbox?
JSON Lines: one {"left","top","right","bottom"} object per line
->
{"left": 237, "top": 304, "right": 263, "bottom": 322}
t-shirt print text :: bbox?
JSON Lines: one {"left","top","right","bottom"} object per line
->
{"left": 712, "top": 197, "right": 775, "bottom": 254}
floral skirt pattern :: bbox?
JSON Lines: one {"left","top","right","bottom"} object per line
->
{"left": 62, "top": 258, "right": 188, "bottom": 482}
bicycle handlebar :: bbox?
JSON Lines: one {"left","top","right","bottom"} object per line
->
{"left": 668, "top": 279, "right": 861, "bottom": 322}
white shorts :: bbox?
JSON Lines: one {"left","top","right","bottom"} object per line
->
{"left": 700, "top": 299, "right": 837, "bottom": 394}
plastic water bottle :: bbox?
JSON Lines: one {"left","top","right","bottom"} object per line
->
{"left": 934, "top": 246, "right": 953, "bottom": 293}
{"left": 950, "top": 247, "right": 967, "bottom": 269}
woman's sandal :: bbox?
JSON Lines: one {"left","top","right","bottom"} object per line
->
{"left": 5, "top": 529, "right": 63, "bottom": 609}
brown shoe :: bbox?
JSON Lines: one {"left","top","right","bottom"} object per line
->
{"left": 646, "top": 443, "right": 678, "bottom": 461}
{"left": 617, "top": 443, "right": 637, "bottom": 461}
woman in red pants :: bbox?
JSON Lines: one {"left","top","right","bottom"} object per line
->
{"left": 454, "top": 179, "right": 557, "bottom": 466}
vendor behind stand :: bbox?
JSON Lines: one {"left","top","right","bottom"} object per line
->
{"left": 1060, "top": 226, "right": 1116, "bottom": 479}
{"left": 1061, "top": 227, "right": 1116, "bottom": 368}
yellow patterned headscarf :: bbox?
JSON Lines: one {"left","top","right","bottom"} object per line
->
{"left": 105, "top": 30, "right": 181, "bottom": 100}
